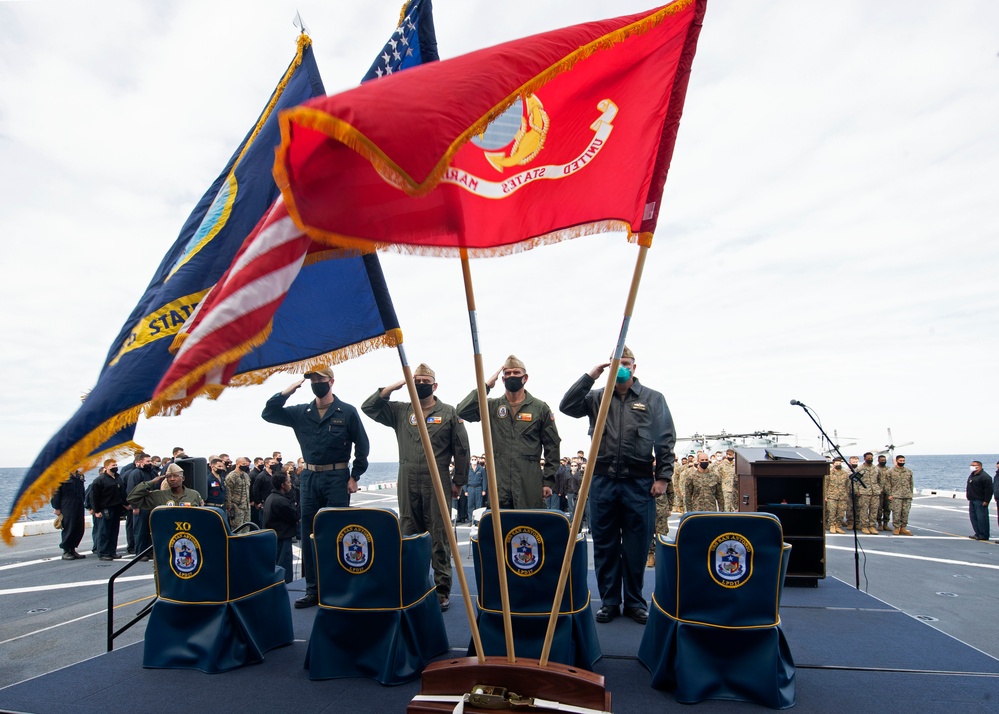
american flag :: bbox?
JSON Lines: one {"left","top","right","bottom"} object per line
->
{"left": 363, "top": 0, "right": 438, "bottom": 81}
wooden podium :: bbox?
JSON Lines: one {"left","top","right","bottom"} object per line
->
{"left": 734, "top": 446, "right": 826, "bottom": 586}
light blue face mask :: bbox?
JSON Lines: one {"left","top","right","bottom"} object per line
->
{"left": 616, "top": 366, "right": 632, "bottom": 383}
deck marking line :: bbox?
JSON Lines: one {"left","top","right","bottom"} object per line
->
{"left": 826, "top": 545, "right": 999, "bottom": 570}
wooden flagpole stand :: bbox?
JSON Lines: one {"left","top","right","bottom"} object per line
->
{"left": 394, "top": 342, "right": 484, "bottom": 661}
{"left": 410, "top": 251, "right": 615, "bottom": 713}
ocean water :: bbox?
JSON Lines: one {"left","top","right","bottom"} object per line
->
{"left": 1, "top": 455, "right": 995, "bottom": 524}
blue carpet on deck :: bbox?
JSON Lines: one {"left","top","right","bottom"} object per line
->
{"left": 2, "top": 570, "right": 998, "bottom": 714}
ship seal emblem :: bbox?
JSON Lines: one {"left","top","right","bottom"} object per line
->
{"left": 708, "top": 532, "right": 753, "bottom": 588}
{"left": 505, "top": 526, "right": 544, "bottom": 576}
{"left": 338, "top": 525, "right": 374, "bottom": 574}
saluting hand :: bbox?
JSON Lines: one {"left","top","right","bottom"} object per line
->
{"left": 485, "top": 366, "right": 503, "bottom": 390}
{"left": 588, "top": 362, "right": 611, "bottom": 380}
{"left": 282, "top": 378, "right": 306, "bottom": 396}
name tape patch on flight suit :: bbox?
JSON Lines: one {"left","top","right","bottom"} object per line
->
{"left": 338, "top": 525, "right": 374, "bottom": 574}
{"left": 169, "top": 532, "right": 202, "bottom": 579}
{"left": 506, "top": 526, "right": 544, "bottom": 576}
{"left": 515, "top": 412, "right": 533, "bottom": 421}
{"left": 708, "top": 532, "right": 753, "bottom": 588}
{"left": 427, "top": 416, "right": 442, "bottom": 424}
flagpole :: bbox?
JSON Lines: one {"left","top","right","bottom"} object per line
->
{"left": 460, "top": 250, "right": 516, "bottom": 662}
{"left": 394, "top": 343, "right": 485, "bottom": 661}
{"left": 539, "top": 243, "right": 649, "bottom": 667}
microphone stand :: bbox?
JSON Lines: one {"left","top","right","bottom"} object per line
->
{"left": 791, "top": 401, "right": 865, "bottom": 590}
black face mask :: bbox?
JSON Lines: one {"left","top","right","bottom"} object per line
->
{"left": 864, "top": 458, "right": 873, "bottom": 465}
{"left": 698, "top": 461, "right": 709, "bottom": 469}
{"left": 109, "top": 467, "right": 118, "bottom": 475}
{"left": 415, "top": 383, "right": 434, "bottom": 400}
{"left": 142, "top": 463, "right": 153, "bottom": 472}
{"left": 311, "top": 381, "right": 331, "bottom": 398}
{"left": 238, "top": 464, "right": 250, "bottom": 473}
{"left": 214, "top": 468, "right": 226, "bottom": 475}
{"left": 503, "top": 376, "right": 524, "bottom": 393}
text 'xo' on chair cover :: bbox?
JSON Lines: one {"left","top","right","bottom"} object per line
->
{"left": 305, "top": 507, "right": 448, "bottom": 684}
{"left": 469, "top": 509, "right": 601, "bottom": 669}
{"left": 145, "top": 506, "right": 294, "bottom": 673}
{"left": 638, "top": 511, "right": 795, "bottom": 709}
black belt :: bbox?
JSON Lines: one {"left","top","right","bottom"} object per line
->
{"left": 306, "top": 462, "right": 348, "bottom": 472}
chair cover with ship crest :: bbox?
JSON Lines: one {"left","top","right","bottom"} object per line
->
{"left": 145, "top": 506, "right": 293, "bottom": 673}
{"left": 305, "top": 507, "right": 448, "bottom": 684}
{"left": 638, "top": 511, "right": 795, "bottom": 708}
{"left": 469, "top": 509, "right": 601, "bottom": 669}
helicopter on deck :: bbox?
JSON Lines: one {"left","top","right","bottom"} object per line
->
{"left": 675, "top": 430, "right": 797, "bottom": 457}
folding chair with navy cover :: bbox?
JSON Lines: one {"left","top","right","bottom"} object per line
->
{"left": 305, "top": 507, "right": 448, "bottom": 684}
{"left": 638, "top": 511, "right": 795, "bottom": 709}
{"left": 145, "top": 505, "right": 294, "bottom": 673}
{"left": 469, "top": 509, "right": 601, "bottom": 669}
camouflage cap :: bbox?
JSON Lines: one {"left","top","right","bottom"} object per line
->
{"left": 305, "top": 366, "right": 334, "bottom": 380}
{"left": 414, "top": 363, "right": 436, "bottom": 380}
{"left": 502, "top": 354, "right": 526, "bottom": 372}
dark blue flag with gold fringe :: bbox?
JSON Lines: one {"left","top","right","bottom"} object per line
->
{"left": 2, "top": 36, "right": 325, "bottom": 542}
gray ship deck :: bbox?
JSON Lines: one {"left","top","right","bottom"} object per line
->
{"left": 2, "top": 492, "right": 998, "bottom": 712}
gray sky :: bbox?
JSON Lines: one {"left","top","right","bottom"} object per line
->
{"left": 1, "top": 0, "right": 997, "bottom": 469}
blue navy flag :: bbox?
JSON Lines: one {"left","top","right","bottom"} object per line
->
{"left": 150, "top": 0, "right": 438, "bottom": 410}
{"left": 2, "top": 37, "right": 325, "bottom": 542}
{"left": 362, "top": 0, "right": 438, "bottom": 81}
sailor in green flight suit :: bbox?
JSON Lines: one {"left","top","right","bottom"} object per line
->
{"left": 361, "top": 363, "right": 470, "bottom": 612}
{"left": 457, "top": 355, "right": 561, "bottom": 509}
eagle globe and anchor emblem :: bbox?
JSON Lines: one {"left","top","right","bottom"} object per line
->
{"left": 440, "top": 92, "right": 619, "bottom": 199}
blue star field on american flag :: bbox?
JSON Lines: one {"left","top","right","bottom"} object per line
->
{"left": 362, "top": 0, "right": 438, "bottom": 83}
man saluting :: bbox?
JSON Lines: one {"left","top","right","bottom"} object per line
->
{"left": 362, "top": 363, "right": 470, "bottom": 612}
{"left": 262, "top": 366, "right": 369, "bottom": 608}
{"left": 560, "top": 346, "right": 675, "bottom": 626}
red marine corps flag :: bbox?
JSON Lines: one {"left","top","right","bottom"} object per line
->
{"left": 274, "top": 0, "right": 705, "bottom": 255}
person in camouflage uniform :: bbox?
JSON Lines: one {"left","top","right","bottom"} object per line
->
{"left": 362, "top": 363, "right": 470, "bottom": 611}
{"left": 683, "top": 452, "right": 724, "bottom": 512}
{"left": 853, "top": 452, "right": 881, "bottom": 534}
{"left": 647, "top": 477, "right": 675, "bottom": 567}
{"left": 224, "top": 456, "right": 253, "bottom": 530}
{"left": 825, "top": 457, "right": 849, "bottom": 533}
{"left": 887, "top": 454, "right": 914, "bottom": 535}
{"left": 715, "top": 448, "right": 737, "bottom": 511}
{"left": 457, "top": 355, "right": 560, "bottom": 509}
{"left": 875, "top": 454, "right": 893, "bottom": 531}
{"left": 672, "top": 456, "right": 688, "bottom": 514}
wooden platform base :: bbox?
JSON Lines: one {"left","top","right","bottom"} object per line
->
{"left": 408, "top": 657, "right": 611, "bottom": 713}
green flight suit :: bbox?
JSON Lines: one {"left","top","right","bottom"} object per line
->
{"left": 456, "top": 388, "right": 561, "bottom": 509}
{"left": 361, "top": 390, "right": 470, "bottom": 596}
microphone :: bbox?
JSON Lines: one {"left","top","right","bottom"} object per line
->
{"left": 790, "top": 399, "right": 804, "bottom": 407}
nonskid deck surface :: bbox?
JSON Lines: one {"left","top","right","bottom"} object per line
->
{"left": 2, "top": 493, "right": 998, "bottom": 712}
